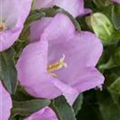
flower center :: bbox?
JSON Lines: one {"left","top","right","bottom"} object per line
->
{"left": 47, "top": 54, "right": 67, "bottom": 73}
{"left": 0, "top": 21, "right": 6, "bottom": 32}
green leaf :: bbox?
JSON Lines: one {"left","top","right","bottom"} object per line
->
{"left": 0, "top": 48, "right": 18, "bottom": 94}
{"left": 98, "top": 57, "right": 117, "bottom": 71}
{"left": 108, "top": 77, "right": 120, "bottom": 105}
{"left": 73, "top": 94, "right": 83, "bottom": 115}
{"left": 9, "top": 115, "right": 26, "bottom": 120}
{"left": 112, "top": 4, "right": 120, "bottom": 29}
{"left": 77, "top": 90, "right": 104, "bottom": 120}
{"left": 12, "top": 99, "right": 51, "bottom": 117}
{"left": 51, "top": 96, "right": 76, "bottom": 120}
{"left": 97, "top": 90, "right": 120, "bottom": 120}
{"left": 109, "top": 77, "right": 120, "bottom": 94}
{"left": 92, "top": 0, "right": 112, "bottom": 8}
{"left": 26, "top": 10, "right": 46, "bottom": 24}
{"left": 12, "top": 85, "right": 34, "bottom": 101}
{"left": 9, "top": 117, "right": 17, "bottom": 120}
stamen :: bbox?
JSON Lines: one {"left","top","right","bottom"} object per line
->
{"left": 0, "top": 21, "right": 6, "bottom": 32}
{"left": 49, "top": 73, "right": 58, "bottom": 78}
{"left": 47, "top": 54, "right": 67, "bottom": 73}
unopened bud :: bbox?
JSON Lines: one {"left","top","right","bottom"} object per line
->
{"left": 86, "top": 13, "right": 114, "bottom": 45}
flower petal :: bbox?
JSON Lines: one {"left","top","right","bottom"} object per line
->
{"left": 24, "top": 73, "right": 62, "bottom": 99}
{"left": 42, "top": 13, "right": 75, "bottom": 42}
{"left": 0, "top": 0, "right": 32, "bottom": 52}
{"left": 16, "top": 40, "right": 62, "bottom": 99}
{"left": 51, "top": 0, "right": 84, "bottom": 17}
{"left": 0, "top": 81, "right": 12, "bottom": 120}
{"left": 29, "top": 13, "right": 104, "bottom": 101}
{"left": 24, "top": 107, "right": 58, "bottom": 120}
{"left": 33, "top": 0, "right": 91, "bottom": 17}
{"left": 33, "top": 0, "right": 53, "bottom": 10}
{"left": 47, "top": 31, "right": 104, "bottom": 87}
{"left": 112, "top": 0, "right": 120, "bottom": 4}
{"left": 63, "top": 92, "right": 79, "bottom": 106}
{"left": 41, "top": 14, "right": 103, "bottom": 84}
{"left": 30, "top": 17, "right": 52, "bottom": 42}
{"left": 72, "top": 67, "right": 104, "bottom": 93}
{"left": 0, "top": 28, "right": 21, "bottom": 51}
{"left": 0, "top": 0, "right": 18, "bottom": 27}
{"left": 52, "top": 78, "right": 78, "bottom": 105}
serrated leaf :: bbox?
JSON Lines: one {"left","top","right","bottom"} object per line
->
{"left": 0, "top": 48, "right": 18, "bottom": 94}
{"left": 12, "top": 99, "right": 51, "bottom": 117}
{"left": 51, "top": 96, "right": 76, "bottom": 120}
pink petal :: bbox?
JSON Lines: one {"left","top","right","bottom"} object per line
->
{"left": 24, "top": 107, "right": 58, "bottom": 120}
{"left": 72, "top": 67, "right": 104, "bottom": 93}
{"left": 51, "top": 0, "right": 84, "bottom": 17}
{"left": 16, "top": 40, "right": 62, "bottom": 99}
{"left": 33, "top": 0, "right": 53, "bottom": 9}
{"left": 0, "top": 0, "right": 32, "bottom": 52}
{"left": 30, "top": 17, "right": 52, "bottom": 42}
{"left": 33, "top": 0, "right": 91, "bottom": 17}
{"left": 18, "top": 13, "right": 104, "bottom": 105}
{"left": 112, "top": 0, "right": 120, "bottom": 4}
{"left": 42, "top": 14, "right": 104, "bottom": 93}
{"left": 0, "top": 81, "right": 12, "bottom": 120}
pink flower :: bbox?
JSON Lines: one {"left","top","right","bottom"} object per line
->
{"left": 24, "top": 107, "right": 58, "bottom": 120}
{"left": 0, "top": 81, "right": 12, "bottom": 120}
{"left": 112, "top": 0, "right": 120, "bottom": 4}
{"left": 16, "top": 14, "right": 104, "bottom": 105}
{"left": 33, "top": 0, "right": 91, "bottom": 17}
{"left": 0, "top": 0, "right": 32, "bottom": 52}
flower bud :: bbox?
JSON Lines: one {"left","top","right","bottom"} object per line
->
{"left": 86, "top": 13, "right": 114, "bottom": 45}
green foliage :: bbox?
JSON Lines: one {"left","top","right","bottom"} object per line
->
{"left": 0, "top": 48, "right": 18, "bottom": 94}
{"left": 12, "top": 99, "right": 51, "bottom": 117}
{"left": 73, "top": 94, "right": 83, "bottom": 115}
{"left": 77, "top": 90, "right": 104, "bottom": 120}
{"left": 109, "top": 77, "right": 120, "bottom": 95}
{"left": 98, "top": 90, "right": 120, "bottom": 120}
{"left": 51, "top": 96, "right": 76, "bottom": 120}
{"left": 112, "top": 4, "right": 120, "bottom": 29}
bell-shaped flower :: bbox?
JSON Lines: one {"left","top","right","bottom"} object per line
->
{"left": 16, "top": 14, "right": 104, "bottom": 105}
{"left": 0, "top": 81, "right": 12, "bottom": 120}
{"left": 0, "top": 0, "right": 32, "bottom": 52}
{"left": 24, "top": 107, "right": 58, "bottom": 120}
{"left": 33, "top": 0, "right": 91, "bottom": 17}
